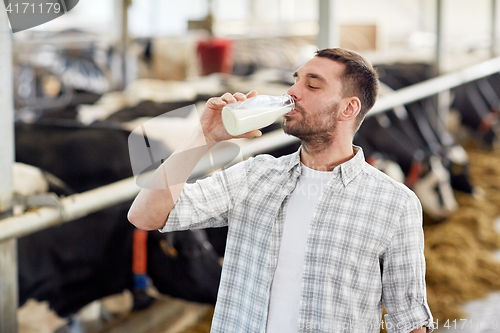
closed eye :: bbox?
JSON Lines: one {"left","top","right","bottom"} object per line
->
{"left": 308, "top": 85, "right": 319, "bottom": 90}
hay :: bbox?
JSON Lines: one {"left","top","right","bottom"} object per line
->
{"left": 180, "top": 307, "right": 214, "bottom": 333}
{"left": 422, "top": 139, "right": 500, "bottom": 326}
{"left": 182, "top": 137, "right": 500, "bottom": 333}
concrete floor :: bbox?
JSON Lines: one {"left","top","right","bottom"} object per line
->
{"left": 435, "top": 291, "right": 500, "bottom": 332}
{"left": 18, "top": 291, "right": 211, "bottom": 333}
{"left": 435, "top": 219, "right": 500, "bottom": 332}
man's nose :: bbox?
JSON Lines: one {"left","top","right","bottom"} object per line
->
{"left": 287, "top": 84, "right": 299, "bottom": 101}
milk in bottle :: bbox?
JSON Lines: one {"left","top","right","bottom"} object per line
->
{"left": 221, "top": 94, "right": 295, "bottom": 136}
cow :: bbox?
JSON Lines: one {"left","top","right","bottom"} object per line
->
{"left": 14, "top": 120, "right": 222, "bottom": 319}
{"left": 452, "top": 76, "right": 500, "bottom": 147}
{"left": 376, "top": 64, "right": 475, "bottom": 195}
{"left": 354, "top": 80, "right": 470, "bottom": 221}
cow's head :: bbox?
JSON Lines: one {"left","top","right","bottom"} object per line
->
{"left": 412, "top": 155, "right": 459, "bottom": 221}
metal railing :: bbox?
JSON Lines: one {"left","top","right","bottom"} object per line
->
{"left": 4, "top": 55, "right": 500, "bottom": 243}
{"left": 2, "top": 54, "right": 500, "bottom": 331}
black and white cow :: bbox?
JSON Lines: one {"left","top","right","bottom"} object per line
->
{"left": 375, "top": 63, "right": 475, "bottom": 195}
{"left": 452, "top": 75, "right": 500, "bottom": 147}
{"left": 15, "top": 120, "right": 222, "bottom": 318}
{"left": 354, "top": 77, "right": 472, "bottom": 220}
{"left": 355, "top": 110, "right": 459, "bottom": 220}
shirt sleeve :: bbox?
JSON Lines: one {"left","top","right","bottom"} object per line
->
{"left": 381, "top": 191, "right": 435, "bottom": 333}
{"left": 159, "top": 157, "right": 252, "bottom": 233}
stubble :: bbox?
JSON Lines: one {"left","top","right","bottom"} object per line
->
{"left": 282, "top": 102, "right": 340, "bottom": 154}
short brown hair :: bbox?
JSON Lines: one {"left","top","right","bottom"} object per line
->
{"left": 315, "top": 48, "right": 379, "bottom": 131}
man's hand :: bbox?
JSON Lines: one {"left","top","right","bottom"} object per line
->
{"left": 410, "top": 326, "right": 427, "bottom": 333}
{"left": 128, "top": 91, "right": 264, "bottom": 230}
{"left": 201, "top": 90, "right": 262, "bottom": 143}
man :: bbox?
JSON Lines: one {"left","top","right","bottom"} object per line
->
{"left": 128, "top": 48, "right": 434, "bottom": 333}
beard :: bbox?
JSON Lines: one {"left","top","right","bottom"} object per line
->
{"left": 282, "top": 101, "right": 340, "bottom": 153}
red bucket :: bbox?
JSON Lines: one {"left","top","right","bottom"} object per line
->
{"left": 197, "top": 38, "right": 234, "bottom": 75}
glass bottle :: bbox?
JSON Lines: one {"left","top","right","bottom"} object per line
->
{"left": 221, "top": 94, "right": 295, "bottom": 136}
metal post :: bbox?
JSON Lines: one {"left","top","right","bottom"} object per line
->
{"left": 114, "top": 0, "right": 129, "bottom": 90}
{"left": 121, "top": 0, "right": 129, "bottom": 89}
{"left": 435, "top": 0, "right": 444, "bottom": 76}
{"left": 318, "top": 0, "right": 339, "bottom": 49}
{"left": 492, "top": 0, "right": 498, "bottom": 58}
{"left": 249, "top": 0, "right": 258, "bottom": 23}
{"left": 419, "top": 0, "right": 426, "bottom": 31}
{"left": 0, "top": 4, "right": 18, "bottom": 332}
{"left": 437, "top": 89, "right": 451, "bottom": 138}
{"left": 0, "top": 240, "right": 17, "bottom": 333}
{"left": 434, "top": 0, "right": 446, "bottom": 136}
{"left": 279, "top": 0, "right": 294, "bottom": 68}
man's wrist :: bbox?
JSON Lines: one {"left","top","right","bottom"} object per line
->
{"left": 194, "top": 124, "right": 214, "bottom": 146}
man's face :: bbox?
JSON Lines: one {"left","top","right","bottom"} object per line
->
{"left": 283, "top": 57, "right": 346, "bottom": 144}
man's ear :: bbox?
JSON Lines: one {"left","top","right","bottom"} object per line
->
{"left": 339, "top": 97, "right": 361, "bottom": 121}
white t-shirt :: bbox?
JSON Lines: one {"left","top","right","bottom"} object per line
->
{"left": 266, "top": 162, "right": 333, "bottom": 333}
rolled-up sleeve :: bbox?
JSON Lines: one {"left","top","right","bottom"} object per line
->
{"left": 159, "top": 157, "right": 252, "bottom": 233}
{"left": 381, "top": 192, "right": 435, "bottom": 333}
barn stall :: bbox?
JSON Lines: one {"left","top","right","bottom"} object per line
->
{"left": 2, "top": 1, "right": 500, "bottom": 333}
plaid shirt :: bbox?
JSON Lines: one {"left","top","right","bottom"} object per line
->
{"left": 160, "top": 146, "right": 434, "bottom": 333}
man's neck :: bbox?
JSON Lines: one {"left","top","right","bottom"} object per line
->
{"left": 300, "top": 139, "right": 355, "bottom": 172}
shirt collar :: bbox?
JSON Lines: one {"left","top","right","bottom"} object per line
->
{"left": 287, "top": 145, "right": 365, "bottom": 187}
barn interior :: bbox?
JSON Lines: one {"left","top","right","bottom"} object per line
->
{"left": 2, "top": 0, "right": 500, "bottom": 332}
